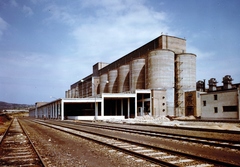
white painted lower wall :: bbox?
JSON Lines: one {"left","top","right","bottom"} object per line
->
{"left": 67, "top": 116, "right": 125, "bottom": 120}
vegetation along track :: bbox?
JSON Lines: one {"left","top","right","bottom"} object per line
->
{"left": 0, "top": 118, "right": 45, "bottom": 166}
{"left": 32, "top": 119, "right": 239, "bottom": 166}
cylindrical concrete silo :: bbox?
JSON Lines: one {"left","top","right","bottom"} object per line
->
{"left": 147, "top": 49, "right": 175, "bottom": 116}
{"left": 175, "top": 53, "right": 196, "bottom": 116}
{"left": 118, "top": 64, "right": 130, "bottom": 93}
{"left": 100, "top": 73, "right": 108, "bottom": 94}
{"left": 130, "top": 58, "right": 145, "bottom": 91}
{"left": 108, "top": 69, "right": 118, "bottom": 93}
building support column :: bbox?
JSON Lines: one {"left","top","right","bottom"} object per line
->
{"left": 35, "top": 107, "right": 37, "bottom": 118}
{"left": 101, "top": 98, "right": 104, "bottom": 117}
{"left": 51, "top": 104, "right": 53, "bottom": 118}
{"left": 58, "top": 102, "right": 60, "bottom": 119}
{"left": 61, "top": 100, "right": 64, "bottom": 120}
{"left": 95, "top": 102, "right": 98, "bottom": 120}
{"left": 238, "top": 87, "right": 240, "bottom": 120}
{"left": 135, "top": 95, "right": 138, "bottom": 118}
{"left": 142, "top": 94, "right": 145, "bottom": 116}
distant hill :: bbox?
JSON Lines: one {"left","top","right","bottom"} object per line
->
{"left": 0, "top": 101, "right": 34, "bottom": 111}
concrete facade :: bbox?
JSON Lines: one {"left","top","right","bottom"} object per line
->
{"left": 64, "top": 35, "right": 196, "bottom": 119}
{"left": 30, "top": 35, "right": 197, "bottom": 120}
{"left": 185, "top": 75, "right": 240, "bottom": 120}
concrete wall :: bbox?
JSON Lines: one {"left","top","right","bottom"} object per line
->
{"left": 201, "top": 90, "right": 238, "bottom": 119}
{"left": 160, "top": 35, "right": 186, "bottom": 54}
{"left": 147, "top": 49, "right": 175, "bottom": 116}
{"left": 175, "top": 53, "right": 196, "bottom": 116}
{"left": 151, "top": 89, "right": 167, "bottom": 116}
{"left": 66, "top": 35, "right": 196, "bottom": 118}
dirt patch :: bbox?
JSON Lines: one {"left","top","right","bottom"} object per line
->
{"left": 0, "top": 114, "right": 12, "bottom": 135}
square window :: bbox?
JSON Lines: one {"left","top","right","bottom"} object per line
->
{"left": 214, "top": 95, "right": 218, "bottom": 100}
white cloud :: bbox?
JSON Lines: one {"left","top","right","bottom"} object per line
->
{"left": 43, "top": 4, "right": 76, "bottom": 26}
{"left": 23, "top": 5, "right": 34, "bottom": 16}
{"left": 0, "top": 17, "right": 8, "bottom": 39}
{"left": 188, "top": 44, "right": 240, "bottom": 83}
{"left": 10, "top": 0, "right": 18, "bottom": 7}
{"left": 69, "top": 0, "right": 174, "bottom": 64}
{"left": 187, "top": 45, "right": 215, "bottom": 60}
{"left": 41, "top": 0, "right": 175, "bottom": 74}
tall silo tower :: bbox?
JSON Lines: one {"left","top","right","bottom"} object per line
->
{"left": 175, "top": 53, "right": 196, "bottom": 116}
{"left": 108, "top": 69, "right": 118, "bottom": 93}
{"left": 147, "top": 49, "right": 175, "bottom": 116}
{"left": 100, "top": 73, "right": 108, "bottom": 94}
{"left": 130, "top": 58, "right": 145, "bottom": 92}
{"left": 118, "top": 64, "right": 130, "bottom": 93}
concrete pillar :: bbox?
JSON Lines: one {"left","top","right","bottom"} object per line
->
{"left": 101, "top": 98, "right": 104, "bottom": 117}
{"left": 95, "top": 102, "right": 98, "bottom": 120}
{"left": 35, "top": 107, "right": 37, "bottom": 118}
{"left": 61, "top": 100, "right": 64, "bottom": 120}
{"left": 58, "top": 102, "right": 60, "bottom": 119}
{"left": 238, "top": 87, "right": 240, "bottom": 120}
{"left": 51, "top": 104, "right": 53, "bottom": 118}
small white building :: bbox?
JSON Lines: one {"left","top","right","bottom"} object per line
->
{"left": 185, "top": 75, "right": 240, "bottom": 120}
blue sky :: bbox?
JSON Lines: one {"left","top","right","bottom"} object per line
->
{"left": 0, "top": 0, "right": 240, "bottom": 104}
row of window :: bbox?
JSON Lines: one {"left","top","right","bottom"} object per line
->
{"left": 203, "top": 94, "right": 218, "bottom": 106}
{"left": 202, "top": 94, "right": 238, "bottom": 112}
{"left": 213, "top": 106, "right": 238, "bottom": 113}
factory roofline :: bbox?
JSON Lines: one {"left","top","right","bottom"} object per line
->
{"left": 70, "top": 35, "right": 186, "bottom": 88}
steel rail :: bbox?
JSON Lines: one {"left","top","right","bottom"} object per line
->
{"left": 18, "top": 118, "right": 47, "bottom": 167}
{"left": 0, "top": 118, "right": 13, "bottom": 144}
{"left": 53, "top": 120, "right": 240, "bottom": 150}
{"left": 0, "top": 118, "right": 45, "bottom": 166}
{"left": 30, "top": 119, "right": 177, "bottom": 167}
{"left": 33, "top": 119, "right": 239, "bottom": 167}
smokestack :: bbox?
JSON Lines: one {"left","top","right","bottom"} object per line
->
{"left": 208, "top": 78, "right": 218, "bottom": 91}
{"left": 196, "top": 80, "right": 204, "bottom": 92}
{"left": 222, "top": 75, "right": 233, "bottom": 90}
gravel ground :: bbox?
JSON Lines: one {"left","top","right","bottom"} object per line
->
{"left": 106, "top": 115, "right": 240, "bottom": 131}
{"left": 20, "top": 119, "right": 158, "bottom": 167}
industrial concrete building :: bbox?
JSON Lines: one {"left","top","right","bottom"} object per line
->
{"left": 185, "top": 75, "right": 240, "bottom": 120}
{"left": 65, "top": 35, "right": 196, "bottom": 120}
{"left": 30, "top": 35, "right": 197, "bottom": 120}
{"left": 29, "top": 35, "right": 240, "bottom": 121}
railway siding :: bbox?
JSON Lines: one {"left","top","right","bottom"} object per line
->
{"left": 0, "top": 118, "right": 43, "bottom": 166}
{"left": 33, "top": 119, "right": 240, "bottom": 166}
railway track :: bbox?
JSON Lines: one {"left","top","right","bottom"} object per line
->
{"left": 60, "top": 120, "right": 240, "bottom": 150}
{"left": 0, "top": 118, "right": 45, "bottom": 167}
{"left": 32, "top": 119, "right": 239, "bottom": 166}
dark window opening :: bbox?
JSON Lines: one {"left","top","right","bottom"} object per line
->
{"left": 214, "top": 107, "right": 218, "bottom": 113}
{"left": 203, "top": 101, "right": 206, "bottom": 106}
{"left": 223, "top": 106, "right": 238, "bottom": 112}
{"left": 214, "top": 95, "right": 218, "bottom": 100}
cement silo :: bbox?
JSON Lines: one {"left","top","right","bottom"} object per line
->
{"left": 108, "top": 69, "right": 118, "bottom": 93}
{"left": 118, "top": 65, "right": 130, "bottom": 93}
{"left": 147, "top": 49, "right": 175, "bottom": 116}
{"left": 130, "top": 58, "right": 145, "bottom": 91}
{"left": 100, "top": 73, "right": 108, "bottom": 94}
{"left": 175, "top": 53, "right": 196, "bottom": 116}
